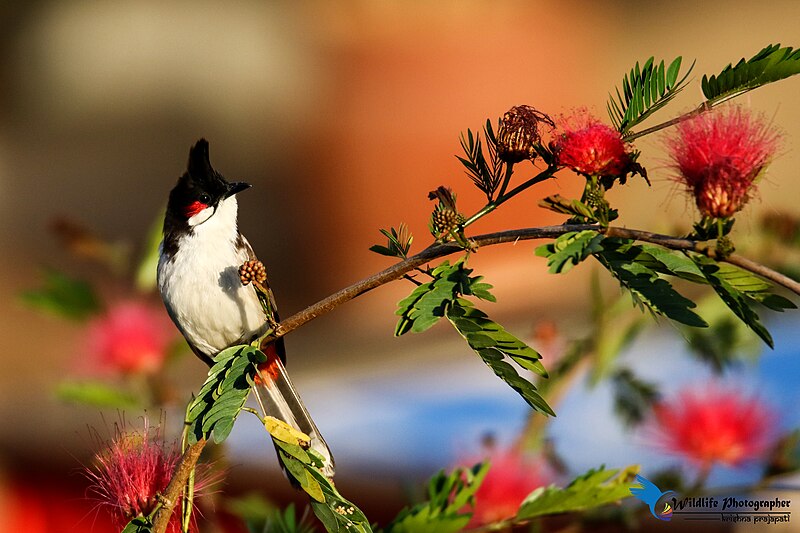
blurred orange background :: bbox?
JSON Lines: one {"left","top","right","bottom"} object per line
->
{"left": 0, "top": 1, "right": 799, "bottom": 531}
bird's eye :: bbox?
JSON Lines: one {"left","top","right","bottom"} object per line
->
{"left": 198, "top": 194, "right": 211, "bottom": 204}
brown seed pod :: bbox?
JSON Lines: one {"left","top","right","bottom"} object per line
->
{"left": 239, "top": 260, "right": 267, "bottom": 286}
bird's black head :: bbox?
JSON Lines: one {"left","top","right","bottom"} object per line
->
{"left": 164, "top": 139, "right": 251, "bottom": 231}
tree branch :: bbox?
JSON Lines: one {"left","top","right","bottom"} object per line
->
{"left": 152, "top": 439, "right": 207, "bottom": 533}
{"left": 262, "top": 224, "right": 799, "bottom": 350}
{"left": 156, "top": 224, "right": 795, "bottom": 532}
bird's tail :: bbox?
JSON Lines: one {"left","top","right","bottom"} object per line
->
{"left": 251, "top": 346, "right": 335, "bottom": 478}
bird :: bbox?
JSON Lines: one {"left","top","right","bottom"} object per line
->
{"left": 157, "top": 139, "right": 334, "bottom": 477}
{"left": 629, "top": 474, "right": 676, "bottom": 521}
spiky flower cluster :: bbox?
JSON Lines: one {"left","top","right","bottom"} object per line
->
{"left": 552, "top": 112, "right": 634, "bottom": 178}
{"left": 647, "top": 385, "right": 775, "bottom": 469}
{"left": 496, "top": 105, "right": 554, "bottom": 163}
{"left": 668, "top": 106, "right": 780, "bottom": 218}
{"left": 86, "top": 424, "right": 213, "bottom": 532}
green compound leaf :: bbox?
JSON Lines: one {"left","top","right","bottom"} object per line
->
{"left": 447, "top": 299, "right": 554, "bottom": 416}
{"left": 594, "top": 239, "right": 707, "bottom": 327}
{"left": 517, "top": 465, "right": 639, "bottom": 519}
{"left": 702, "top": 44, "right": 800, "bottom": 104}
{"left": 263, "top": 418, "right": 371, "bottom": 532}
{"left": 186, "top": 345, "right": 266, "bottom": 444}
{"left": 307, "top": 466, "right": 373, "bottom": 533}
{"left": 689, "top": 255, "right": 794, "bottom": 348}
{"left": 20, "top": 269, "right": 101, "bottom": 321}
{"left": 394, "top": 260, "right": 495, "bottom": 336}
{"left": 385, "top": 463, "right": 489, "bottom": 533}
{"left": 607, "top": 55, "right": 694, "bottom": 134}
{"left": 369, "top": 224, "right": 414, "bottom": 259}
{"left": 535, "top": 230, "right": 604, "bottom": 274}
{"left": 458, "top": 123, "right": 505, "bottom": 201}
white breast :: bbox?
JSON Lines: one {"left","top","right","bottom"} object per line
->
{"left": 157, "top": 197, "right": 267, "bottom": 357}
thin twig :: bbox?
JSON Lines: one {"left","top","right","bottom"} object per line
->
{"left": 624, "top": 101, "right": 713, "bottom": 142}
{"left": 152, "top": 439, "right": 207, "bottom": 533}
{"left": 262, "top": 224, "right": 799, "bottom": 351}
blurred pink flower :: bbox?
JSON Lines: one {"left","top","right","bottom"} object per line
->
{"left": 461, "top": 443, "right": 551, "bottom": 527}
{"left": 85, "top": 300, "right": 173, "bottom": 374}
{"left": 553, "top": 111, "right": 633, "bottom": 177}
{"left": 85, "top": 423, "right": 215, "bottom": 533}
{"left": 647, "top": 385, "right": 776, "bottom": 469}
{"left": 668, "top": 106, "right": 780, "bottom": 218}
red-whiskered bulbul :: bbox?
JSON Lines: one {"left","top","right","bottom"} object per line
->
{"left": 157, "top": 139, "right": 334, "bottom": 477}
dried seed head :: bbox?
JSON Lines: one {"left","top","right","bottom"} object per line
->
{"left": 239, "top": 260, "right": 267, "bottom": 286}
{"left": 496, "top": 105, "right": 554, "bottom": 163}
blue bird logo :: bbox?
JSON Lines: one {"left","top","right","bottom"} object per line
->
{"left": 630, "top": 475, "right": 677, "bottom": 521}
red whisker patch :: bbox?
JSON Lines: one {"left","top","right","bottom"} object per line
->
{"left": 184, "top": 201, "right": 208, "bottom": 218}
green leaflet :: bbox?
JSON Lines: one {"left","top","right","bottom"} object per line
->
{"left": 447, "top": 299, "right": 554, "bottom": 416}
{"left": 385, "top": 463, "right": 489, "bottom": 533}
{"left": 607, "top": 55, "right": 694, "bottom": 134}
{"left": 120, "top": 517, "right": 153, "bottom": 533}
{"left": 535, "top": 230, "right": 604, "bottom": 274}
{"left": 689, "top": 255, "right": 795, "bottom": 348}
{"left": 20, "top": 269, "right": 101, "bottom": 321}
{"left": 702, "top": 44, "right": 800, "bottom": 103}
{"left": 394, "top": 260, "right": 495, "bottom": 336}
{"left": 634, "top": 244, "right": 706, "bottom": 283}
{"left": 186, "top": 345, "right": 266, "bottom": 444}
{"left": 594, "top": 239, "right": 707, "bottom": 327}
{"left": 516, "top": 465, "right": 639, "bottom": 519}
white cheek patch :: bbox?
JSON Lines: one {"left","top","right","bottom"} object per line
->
{"left": 188, "top": 205, "right": 216, "bottom": 226}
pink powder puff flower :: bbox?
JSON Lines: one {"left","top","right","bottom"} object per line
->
{"left": 85, "top": 422, "right": 216, "bottom": 533}
{"left": 667, "top": 106, "right": 780, "bottom": 218}
{"left": 553, "top": 111, "right": 634, "bottom": 178}
{"left": 647, "top": 385, "right": 776, "bottom": 469}
{"left": 460, "top": 442, "right": 551, "bottom": 527}
{"left": 85, "top": 300, "right": 174, "bottom": 375}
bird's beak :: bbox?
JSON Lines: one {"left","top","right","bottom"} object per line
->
{"left": 225, "top": 181, "right": 252, "bottom": 198}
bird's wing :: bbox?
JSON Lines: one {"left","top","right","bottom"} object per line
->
{"left": 236, "top": 232, "right": 287, "bottom": 363}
